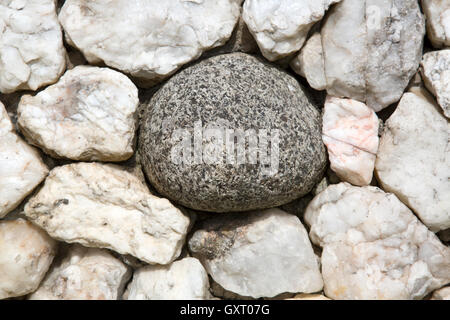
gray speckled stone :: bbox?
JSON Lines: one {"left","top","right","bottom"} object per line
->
{"left": 139, "top": 53, "right": 326, "bottom": 213}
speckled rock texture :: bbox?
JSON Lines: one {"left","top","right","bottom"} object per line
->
{"left": 17, "top": 66, "right": 139, "bottom": 161}
{"left": 375, "top": 90, "right": 450, "bottom": 232}
{"left": 58, "top": 0, "right": 241, "bottom": 86}
{"left": 139, "top": 53, "right": 327, "bottom": 213}
{"left": 29, "top": 244, "right": 131, "bottom": 300}
{"left": 188, "top": 208, "right": 324, "bottom": 298}
{"left": 305, "top": 183, "right": 450, "bottom": 300}
{"left": 24, "top": 162, "right": 190, "bottom": 265}
{"left": 0, "top": 0, "right": 66, "bottom": 93}
{"left": 0, "top": 219, "right": 57, "bottom": 299}
{"left": 0, "top": 102, "right": 48, "bottom": 218}
{"left": 421, "top": 0, "right": 450, "bottom": 48}
{"left": 127, "top": 257, "right": 211, "bottom": 300}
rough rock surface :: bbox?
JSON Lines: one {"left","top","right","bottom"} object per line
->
{"left": 24, "top": 162, "right": 190, "bottom": 265}
{"left": 322, "top": 96, "right": 379, "bottom": 186}
{"left": 59, "top": 0, "right": 241, "bottom": 86}
{"left": 139, "top": 53, "right": 326, "bottom": 213}
{"left": 290, "top": 32, "right": 326, "bottom": 91}
{"left": 242, "top": 0, "right": 340, "bottom": 61}
{"left": 305, "top": 183, "right": 450, "bottom": 300}
{"left": 127, "top": 257, "right": 211, "bottom": 300}
{"left": 375, "top": 90, "right": 450, "bottom": 232}
{"left": 288, "top": 293, "right": 331, "bottom": 300}
{"left": 321, "top": 0, "right": 425, "bottom": 111}
{"left": 0, "top": 102, "right": 48, "bottom": 218}
{"left": 421, "top": 50, "right": 450, "bottom": 118}
{"left": 29, "top": 244, "right": 131, "bottom": 300}
{"left": 431, "top": 286, "right": 450, "bottom": 300}
{"left": 421, "top": 0, "right": 450, "bottom": 48}
{"left": 0, "top": 0, "right": 66, "bottom": 93}
{"left": 17, "top": 66, "right": 139, "bottom": 161}
{"left": 189, "top": 208, "right": 323, "bottom": 298}
{"left": 0, "top": 219, "right": 57, "bottom": 299}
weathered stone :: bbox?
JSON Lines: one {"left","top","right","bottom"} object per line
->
{"left": 18, "top": 66, "right": 139, "bottom": 161}
{"left": 189, "top": 208, "right": 323, "bottom": 298}
{"left": 139, "top": 53, "right": 326, "bottom": 213}
{"left": 288, "top": 293, "right": 331, "bottom": 300}
{"left": 127, "top": 257, "right": 211, "bottom": 300}
{"left": 0, "top": 0, "right": 66, "bottom": 93}
{"left": 322, "top": 96, "right": 379, "bottom": 186}
{"left": 0, "top": 219, "right": 57, "bottom": 299}
{"left": 0, "top": 102, "right": 48, "bottom": 218}
{"left": 242, "top": 0, "right": 340, "bottom": 61}
{"left": 375, "top": 90, "right": 450, "bottom": 231}
{"left": 29, "top": 244, "right": 131, "bottom": 300}
{"left": 24, "top": 162, "right": 190, "bottom": 265}
{"left": 421, "top": 0, "right": 450, "bottom": 48}
{"left": 59, "top": 0, "right": 241, "bottom": 86}
{"left": 431, "top": 286, "right": 450, "bottom": 300}
{"left": 305, "top": 183, "right": 450, "bottom": 300}
{"left": 421, "top": 50, "right": 450, "bottom": 118}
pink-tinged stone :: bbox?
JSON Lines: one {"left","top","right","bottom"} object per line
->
{"left": 322, "top": 96, "right": 379, "bottom": 186}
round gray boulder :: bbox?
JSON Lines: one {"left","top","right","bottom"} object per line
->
{"left": 139, "top": 53, "right": 326, "bottom": 212}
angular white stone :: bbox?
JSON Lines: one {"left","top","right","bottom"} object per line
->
{"left": 321, "top": 0, "right": 425, "bottom": 111}
{"left": 322, "top": 96, "right": 379, "bottom": 186}
{"left": 18, "top": 66, "right": 139, "bottom": 161}
{"left": 431, "top": 286, "right": 450, "bottom": 300}
{"left": 29, "top": 244, "right": 131, "bottom": 300}
{"left": 421, "top": 50, "right": 450, "bottom": 118}
{"left": 421, "top": 0, "right": 450, "bottom": 48}
{"left": 0, "top": 0, "right": 66, "bottom": 93}
{"left": 305, "top": 183, "right": 450, "bottom": 300}
{"left": 375, "top": 90, "right": 450, "bottom": 232}
{"left": 290, "top": 33, "right": 326, "bottom": 91}
{"left": 243, "top": 0, "right": 340, "bottom": 61}
{"left": 24, "top": 162, "right": 190, "bottom": 265}
{"left": 59, "top": 0, "right": 241, "bottom": 86}
{"left": 0, "top": 219, "right": 57, "bottom": 299}
{"left": 0, "top": 102, "right": 48, "bottom": 218}
{"left": 189, "top": 208, "right": 323, "bottom": 298}
{"left": 127, "top": 257, "right": 211, "bottom": 300}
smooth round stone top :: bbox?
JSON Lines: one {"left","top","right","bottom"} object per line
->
{"left": 139, "top": 53, "right": 326, "bottom": 213}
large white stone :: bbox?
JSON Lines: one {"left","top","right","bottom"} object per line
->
{"left": 0, "top": 102, "right": 48, "bottom": 218}
{"left": 24, "top": 162, "right": 190, "bottom": 265}
{"left": 59, "top": 0, "right": 241, "bottom": 86}
{"left": 0, "top": 0, "right": 66, "bottom": 93}
{"left": 243, "top": 0, "right": 340, "bottom": 61}
{"left": 29, "top": 244, "right": 131, "bottom": 300}
{"left": 0, "top": 219, "right": 57, "bottom": 299}
{"left": 305, "top": 183, "right": 450, "bottom": 300}
{"left": 189, "top": 208, "right": 323, "bottom": 298}
{"left": 127, "top": 257, "right": 211, "bottom": 300}
{"left": 375, "top": 90, "right": 450, "bottom": 232}
{"left": 18, "top": 66, "right": 139, "bottom": 161}
{"left": 421, "top": 50, "right": 450, "bottom": 118}
{"left": 321, "top": 0, "right": 425, "bottom": 111}
{"left": 421, "top": 0, "right": 450, "bottom": 48}
{"left": 322, "top": 96, "right": 379, "bottom": 186}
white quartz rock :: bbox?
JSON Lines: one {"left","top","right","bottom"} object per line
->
{"left": 24, "top": 162, "right": 190, "bottom": 265}
{"left": 375, "top": 90, "right": 450, "bottom": 232}
{"left": 321, "top": 0, "right": 425, "bottom": 111}
{"left": 17, "top": 66, "right": 139, "bottom": 161}
{"left": 243, "top": 0, "right": 340, "bottom": 61}
{"left": 29, "top": 244, "right": 131, "bottom": 300}
{"left": 421, "top": 0, "right": 450, "bottom": 48}
{"left": 322, "top": 96, "right": 379, "bottom": 186}
{"left": 0, "top": 219, "right": 57, "bottom": 299}
{"left": 59, "top": 0, "right": 241, "bottom": 86}
{"left": 431, "top": 286, "right": 450, "bottom": 300}
{"left": 189, "top": 208, "right": 323, "bottom": 298}
{"left": 0, "top": 0, "right": 66, "bottom": 93}
{"left": 290, "top": 33, "right": 326, "bottom": 91}
{"left": 0, "top": 102, "right": 48, "bottom": 218}
{"left": 305, "top": 183, "right": 450, "bottom": 300}
{"left": 127, "top": 257, "right": 211, "bottom": 300}
{"left": 421, "top": 50, "right": 450, "bottom": 118}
